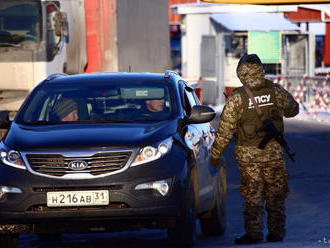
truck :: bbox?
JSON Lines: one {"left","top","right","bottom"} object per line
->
{"left": 0, "top": 0, "right": 171, "bottom": 113}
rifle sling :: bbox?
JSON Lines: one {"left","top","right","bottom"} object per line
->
{"left": 243, "top": 85, "right": 266, "bottom": 122}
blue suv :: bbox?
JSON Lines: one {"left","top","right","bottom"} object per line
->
{"left": 0, "top": 71, "right": 226, "bottom": 247}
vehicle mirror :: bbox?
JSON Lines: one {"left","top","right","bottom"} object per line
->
{"left": 54, "top": 11, "right": 67, "bottom": 37}
{"left": 186, "top": 105, "right": 216, "bottom": 124}
{"left": 47, "top": 8, "right": 67, "bottom": 60}
{"left": 0, "top": 111, "right": 11, "bottom": 129}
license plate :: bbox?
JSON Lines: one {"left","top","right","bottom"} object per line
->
{"left": 47, "top": 190, "right": 109, "bottom": 207}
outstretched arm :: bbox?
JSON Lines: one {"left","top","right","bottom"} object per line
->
{"left": 210, "top": 92, "right": 242, "bottom": 166}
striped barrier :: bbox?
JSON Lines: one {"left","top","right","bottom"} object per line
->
{"left": 267, "top": 74, "right": 330, "bottom": 121}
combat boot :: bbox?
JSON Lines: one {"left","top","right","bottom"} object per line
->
{"left": 234, "top": 234, "right": 263, "bottom": 245}
{"left": 266, "top": 233, "right": 283, "bottom": 242}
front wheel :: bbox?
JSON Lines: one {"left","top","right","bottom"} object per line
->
{"left": 199, "top": 166, "right": 226, "bottom": 236}
{"left": 0, "top": 234, "right": 18, "bottom": 248}
{"left": 167, "top": 179, "right": 196, "bottom": 247}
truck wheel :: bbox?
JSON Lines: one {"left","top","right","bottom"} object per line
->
{"left": 167, "top": 179, "right": 196, "bottom": 247}
{"left": 0, "top": 234, "right": 18, "bottom": 248}
{"left": 199, "top": 175, "right": 226, "bottom": 236}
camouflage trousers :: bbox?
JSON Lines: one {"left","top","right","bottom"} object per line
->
{"left": 238, "top": 159, "right": 289, "bottom": 239}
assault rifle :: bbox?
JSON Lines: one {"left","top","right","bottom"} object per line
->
{"left": 257, "top": 119, "right": 296, "bottom": 162}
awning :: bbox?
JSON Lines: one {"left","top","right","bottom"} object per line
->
{"left": 210, "top": 12, "right": 301, "bottom": 31}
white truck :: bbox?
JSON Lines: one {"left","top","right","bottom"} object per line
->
{"left": 0, "top": 0, "right": 170, "bottom": 113}
{"left": 0, "top": 0, "right": 86, "bottom": 112}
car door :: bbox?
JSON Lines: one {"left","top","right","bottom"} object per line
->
{"left": 180, "top": 82, "right": 214, "bottom": 209}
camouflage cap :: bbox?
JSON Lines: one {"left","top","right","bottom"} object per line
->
{"left": 54, "top": 98, "right": 77, "bottom": 120}
{"left": 236, "top": 54, "right": 265, "bottom": 88}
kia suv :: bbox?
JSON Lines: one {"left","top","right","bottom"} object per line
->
{"left": 0, "top": 71, "right": 226, "bottom": 247}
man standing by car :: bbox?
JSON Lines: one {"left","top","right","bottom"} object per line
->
{"left": 210, "top": 54, "right": 299, "bottom": 245}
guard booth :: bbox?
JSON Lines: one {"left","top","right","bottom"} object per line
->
{"left": 173, "top": 3, "right": 315, "bottom": 105}
{"left": 201, "top": 12, "right": 313, "bottom": 104}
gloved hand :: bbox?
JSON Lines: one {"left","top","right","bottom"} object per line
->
{"left": 210, "top": 156, "right": 220, "bottom": 167}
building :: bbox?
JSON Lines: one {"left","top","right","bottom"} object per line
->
{"left": 284, "top": 5, "right": 330, "bottom": 73}
{"left": 169, "top": 0, "right": 198, "bottom": 72}
{"left": 171, "top": 3, "right": 330, "bottom": 105}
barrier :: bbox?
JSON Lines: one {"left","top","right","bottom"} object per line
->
{"left": 267, "top": 74, "right": 330, "bottom": 121}
{"left": 185, "top": 74, "right": 329, "bottom": 121}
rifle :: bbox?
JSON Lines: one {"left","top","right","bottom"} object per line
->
{"left": 243, "top": 85, "right": 296, "bottom": 162}
{"left": 257, "top": 119, "right": 295, "bottom": 162}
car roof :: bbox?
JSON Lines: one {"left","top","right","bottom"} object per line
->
{"left": 41, "top": 72, "right": 180, "bottom": 85}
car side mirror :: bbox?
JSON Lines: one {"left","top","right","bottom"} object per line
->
{"left": 186, "top": 105, "right": 216, "bottom": 124}
{"left": 54, "top": 11, "right": 68, "bottom": 37}
{"left": 0, "top": 110, "right": 11, "bottom": 129}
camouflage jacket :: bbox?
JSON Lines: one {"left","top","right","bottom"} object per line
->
{"left": 211, "top": 54, "right": 299, "bottom": 163}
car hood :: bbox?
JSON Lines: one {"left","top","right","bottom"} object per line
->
{"left": 4, "top": 120, "right": 178, "bottom": 151}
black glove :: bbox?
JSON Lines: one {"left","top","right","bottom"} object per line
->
{"left": 210, "top": 156, "right": 220, "bottom": 167}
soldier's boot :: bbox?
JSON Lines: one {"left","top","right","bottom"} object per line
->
{"left": 235, "top": 204, "right": 264, "bottom": 245}
{"left": 266, "top": 199, "right": 286, "bottom": 242}
{"left": 266, "top": 233, "right": 283, "bottom": 242}
{"left": 235, "top": 233, "right": 263, "bottom": 245}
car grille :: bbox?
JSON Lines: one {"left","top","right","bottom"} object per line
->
{"left": 26, "top": 151, "right": 132, "bottom": 177}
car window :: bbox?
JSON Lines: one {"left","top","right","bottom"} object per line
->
{"left": 192, "top": 89, "right": 201, "bottom": 105}
{"left": 185, "top": 89, "right": 197, "bottom": 107}
{"left": 17, "top": 81, "right": 174, "bottom": 124}
{"left": 183, "top": 87, "right": 197, "bottom": 116}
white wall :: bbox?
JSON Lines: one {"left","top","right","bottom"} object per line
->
{"left": 181, "top": 13, "right": 214, "bottom": 81}
{"left": 224, "top": 55, "right": 241, "bottom": 88}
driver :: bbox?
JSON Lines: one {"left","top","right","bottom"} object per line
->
{"left": 145, "top": 98, "right": 165, "bottom": 112}
{"left": 25, "top": 18, "right": 40, "bottom": 42}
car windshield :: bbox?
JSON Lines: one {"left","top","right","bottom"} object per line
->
{"left": 17, "top": 81, "right": 175, "bottom": 124}
{"left": 0, "top": 1, "right": 42, "bottom": 48}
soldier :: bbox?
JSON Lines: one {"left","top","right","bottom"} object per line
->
{"left": 210, "top": 54, "right": 299, "bottom": 245}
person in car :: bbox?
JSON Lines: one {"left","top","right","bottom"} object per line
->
{"left": 54, "top": 98, "right": 79, "bottom": 121}
{"left": 145, "top": 98, "right": 165, "bottom": 112}
{"left": 25, "top": 19, "right": 41, "bottom": 43}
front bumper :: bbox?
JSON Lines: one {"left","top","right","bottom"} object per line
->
{"left": 0, "top": 150, "right": 188, "bottom": 232}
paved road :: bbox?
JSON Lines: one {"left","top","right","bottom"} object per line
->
{"left": 18, "top": 118, "right": 330, "bottom": 248}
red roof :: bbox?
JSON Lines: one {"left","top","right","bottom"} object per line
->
{"left": 285, "top": 7, "right": 322, "bottom": 22}
{"left": 169, "top": 0, "right": 197, "bottom": 24}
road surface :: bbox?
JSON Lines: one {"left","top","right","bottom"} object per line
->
{"left": 18, "top": 118, "right": 330, "bottom": 248}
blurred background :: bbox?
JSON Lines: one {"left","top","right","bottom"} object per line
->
{"left": 0, "top": 0, "right": 329, "bottom": 120}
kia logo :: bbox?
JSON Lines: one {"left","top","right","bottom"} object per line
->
{"left": 68, "top": 161, "right": 88, "bottom": 171}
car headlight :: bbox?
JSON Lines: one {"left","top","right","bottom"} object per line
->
{"left": 131, "top": 137, "right": 173, "bottom": 166}
{"left": 0, "top": 149, "right": 26, "bottom": 170}
{"left": 135, "top": 178, "right": 172, "bottom": 196}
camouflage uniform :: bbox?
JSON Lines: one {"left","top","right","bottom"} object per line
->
{"left": 211, "top": 54, "right": 299, "bottom": 240}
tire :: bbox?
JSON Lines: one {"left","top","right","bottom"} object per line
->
{"left": 0, "top": 234, "right": 18, "bottom": 248}
{"left": 167, "top": 179, "right": 197, "bottom": 248}
{"left": 199, "top": 168, "right": 226, "bottom": 236}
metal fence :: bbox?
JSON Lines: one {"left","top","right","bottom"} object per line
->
{"left": 267, "top": 75, "right": 330, "bottom": 119}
